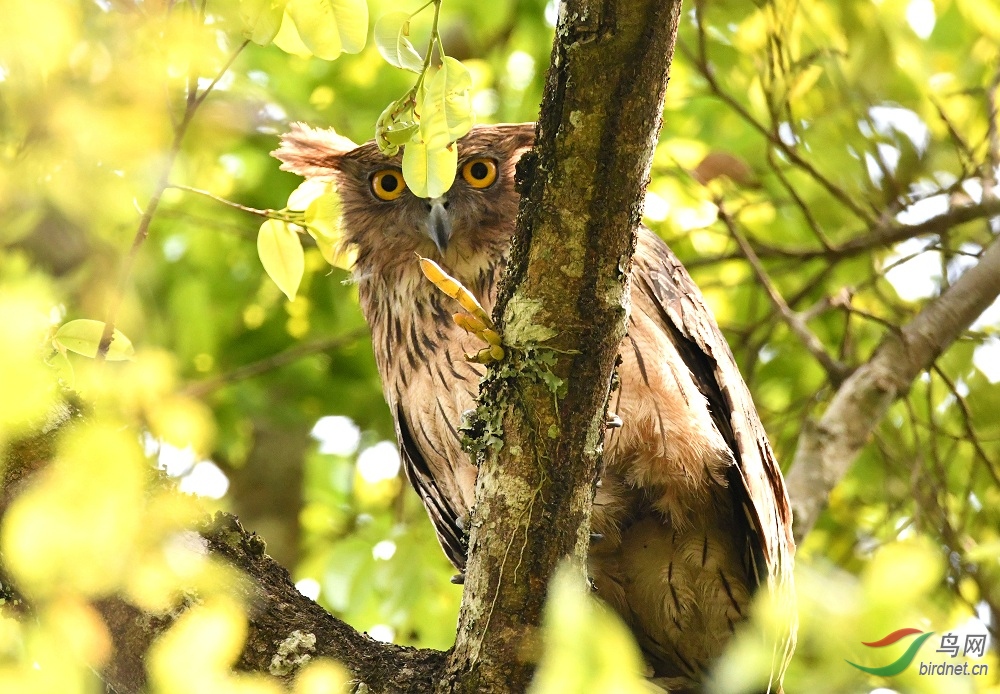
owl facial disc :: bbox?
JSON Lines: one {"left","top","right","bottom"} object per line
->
{"left": 426, "top": 196, "right": 452, "bottom": 254}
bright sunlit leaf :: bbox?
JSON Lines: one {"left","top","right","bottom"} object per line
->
{"left": 528, "top": 563, "right": 649, "bottom": 694}
{"left": 257, "top": 219, "right": 305, "bottom": 300}
{"left": 272, "top": 10, "right": 313, "bottom": 57}
{"left": 293, "top": 658, "right": 349, "bottom": 694}
{"left": 53, "top": 319, "right": 135, "bottom": 361}
{"left": 147, "top": 596, "right": 258, "bottom": 694}
{"left": 0, "top": 282, "right": 60, "bottom": 439}
{"left": 374, "top": 11, "right": 424, "bottom": 73}
{"left": 402, "top": 139, "right": 457, "bottom": 199}
{"left": 146, "top": 395, "right": 217, "bottom": 455}
{"left": 304, "top": 189, "right": 354, "bottom": 270}
{"left": 42, "top": 597, "right": 112, "bottom": 667}
{"left": 285, "top": 0, "right": 368, "bottom": 60}
{"left": 287, "top": 178, "right": 330, "bottom": 211}
{"left": 239, "top": 0, "right": 289, "bottom": 45}
{"left": 419, "top": 57, "right": 474, "bottom": 150}
{"left": 2, "top": 420, "right": 146, "bottom": 598}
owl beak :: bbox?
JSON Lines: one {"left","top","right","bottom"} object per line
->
{"left": 426, "top": 197, "right": 452, "bottom": 255}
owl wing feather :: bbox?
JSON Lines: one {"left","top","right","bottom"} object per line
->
{"left": 633, "top": 227, "right": 796, "bottom": 681}
{"left": 395, "top": 405, "right": 469, "bottom": 570}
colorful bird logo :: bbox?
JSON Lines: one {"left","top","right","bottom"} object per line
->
{"left": 847, "top": 628, "right": 935, "bottom": 676}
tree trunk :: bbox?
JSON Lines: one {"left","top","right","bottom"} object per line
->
{"left": 445, "top": 1, "right": 683, "bottom": 691}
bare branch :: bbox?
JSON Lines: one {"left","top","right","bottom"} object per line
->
{"left": 1, "top": 413, "right": 446, "bottom": 694}
{"left": 96, "top": 38, "right": 249, "bottom": 362}
{"left": 181, "top": 329, "right": 369, "bottom": 398}
{"left": 685, "top": 197, "right": 1000, "bottom": 268}
{"left": 169, "top": 184, "right": 280, "bottom": 220}
{"left": 717, "top": 202, "right": 850, "bottom": 384}
{"left": 787, "top": 234, "right": 1000, "bottom": 542}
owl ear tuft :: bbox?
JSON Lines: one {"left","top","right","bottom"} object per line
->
{"left": 272, "top": 122, "right": 360, "bottom": 179}
{"left": 504, "top": 122, "right": 536, "bottom": 152}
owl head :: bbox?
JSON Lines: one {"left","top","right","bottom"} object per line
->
{"left": 273, "top": 123, "right": 535, "bottom": 279}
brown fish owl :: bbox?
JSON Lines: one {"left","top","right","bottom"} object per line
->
{"left": 274, "top": 122, "right": 795, "bottom": 691}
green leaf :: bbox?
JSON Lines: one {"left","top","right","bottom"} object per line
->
{"left": 285, "top": 0, "right": 368, "bottom": 61}
{"left": 419, "top": 57, "right": 474, "bottom": 150}
{"left": 287, "top": 178, "right": 329, "bottom": 212}
{"left": 374, "top": 11, "right": 424, "bottom": 73}
{"left": 305, "top": 190, "right": 355, "bottom": 270}
{"left": 528, "top": 564, "right": 649, "bottom": 694}
{"left": 53, "top": 320, "right": 135, "bottom": 361}
{"left": 257, "top": 219, "right": 305, "bottom": 300}
{"left": 304, "top": 190, "right": 341, "bottom": 243}
{"left": 239, "top": 0, "right": 289, "bottom": 45}
{"left": 402, "top": 139, "right": 457, "bottom": 199}
{"left": 375, "top": 99, "right": 419, "bottom": 156}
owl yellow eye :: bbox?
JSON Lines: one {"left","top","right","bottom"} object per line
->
{"left": 461, "top": 158, "right": 498, "bottom": 189}
{"left": 371, "top": 170, "right": 406, "bottom": 200}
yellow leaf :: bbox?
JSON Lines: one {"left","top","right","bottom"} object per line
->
{"left": 0, "top": 286, "right": 59, "bottom": 438}
{"left": 43, "top": 597, "right": 112, "bottom": 667}
{"left": 402, "top": 139, "right": 457, "bottom": 199}
{"left": 2, "top": 420, "right": 146, "bottom": 598}
{"left": 787, "top": 64, "right": 824, "bottom": 103}
{"left": 53, "top": 319, "right": 135, "bottom": 361}
{"left": 257, "top": 219, "right": 305, "bottom": 300}
{"left": 304, "top": 190, "right": 342, "bottom": 243}
{"left": 529, "top": 563, "right": 649, "bottom": 694}
{"left": 304, "top": 191, "right": 355, "bottom": 270}
{"left": 285, "top": 0, "right": 368, "bottom": 61}
{"left": 146, "top": 395, "right": 216, "bottom": 454}
{"left": 239, "top": 0, "right": 289, "bottom": 45}
{"left": 148, "top": 597, "right": 248, "bottom": 693}
{"left": 419, "top": 56, "right": 474, "bottom": 150}
{"left": 374, "top": 11, "right": 424, "bottom": 72}
{"left": 272, "top": 10, "right": 313, "bottom": 57}
{"left": 294, "top": 659, "right": 349, "bottom": 694}
{"left": 287, "top": 178, "right": 330, "bottom": 211}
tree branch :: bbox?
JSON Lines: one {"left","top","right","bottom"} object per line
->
{"left": 1, "top": 412, "right": 447, "bottom": 694}
{"left": 96, "top": 37, "right": 250, "bottom": 362}
{"left": 717, "top": 201, "right": 850, "bottom": 384}
{"left": 786, "top": 234, "right": 1000, "bottom": 542}
{"left": 180, "top": 329, "right": 368, "bottom": 398}
{"left": 685, "top": 198, "right": 1000, "bottom": 268}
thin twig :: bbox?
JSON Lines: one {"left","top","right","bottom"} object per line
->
{"left": 932, "top": 363, "right": 1000, "bottom": 488}
{"left": 169, "top": 184, "right": 284, "bottom": 219}
{"left": 766, "top": 149, "right": 833, "bottom": 250}
{"left": 181, "top": 328, "right": 368, "bottom": 398}
{"left": 684, "top": 197, "right": 1000, "bottom": 267}
{"left": 717, "top": 201, "right": 850, "bottom": 384}
{"left": 95, "top": 32, "right": 249, "bottom": 362}
{"left": 684, "top": 7, "right": 873, "bottom": 223}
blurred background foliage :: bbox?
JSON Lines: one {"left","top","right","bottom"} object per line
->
{"left": 0, "top": 0, "right": 999, "bottom": 692}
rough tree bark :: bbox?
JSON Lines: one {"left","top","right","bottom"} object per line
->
{"left": 0, "top": 1, "right": 683, "bottom": 692}
{"left": 787, "top": 233, "right": 1000, "bottom": 542}
{"left": 446, "top": 1, "right": 682, "bottom": 691}
{"left": 1, "top": 405, "right": 446, "bottom": 693}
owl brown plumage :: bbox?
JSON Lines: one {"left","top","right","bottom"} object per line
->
{"left": 273, "top": 122, "right": 795, "bottom": 691}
